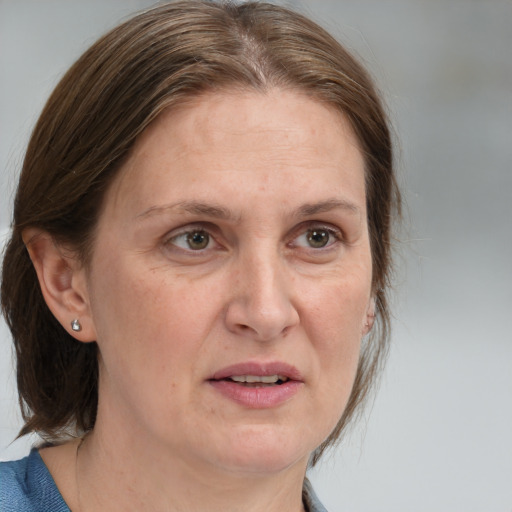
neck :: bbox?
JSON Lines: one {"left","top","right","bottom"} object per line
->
{"left": 75, "top": 421, "right": 308, "bottom": 512}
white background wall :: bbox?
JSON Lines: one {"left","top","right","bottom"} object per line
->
{"left": 1, "top": 1, "right": 511, "bottom": 510}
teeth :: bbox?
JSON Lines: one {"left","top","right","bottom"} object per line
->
{"left": 230, "top": 375, "right": 288, "bottom": 383}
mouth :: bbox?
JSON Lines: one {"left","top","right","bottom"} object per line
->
{"left": 225, "top": 374, "right": 290, "bottom": 387}
{"left": 208, "top": 362, "right": 303, "bottom": 408}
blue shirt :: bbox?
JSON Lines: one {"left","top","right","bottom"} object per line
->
{"left": 0, "top": 450, "right": 69, "bottom": 511}
{"left": 1, "top": 450, "right": 328, "bottom": 511}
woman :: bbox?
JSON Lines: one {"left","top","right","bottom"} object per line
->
{"left": 0, "top": 1, "right": 400, "bottom": 510}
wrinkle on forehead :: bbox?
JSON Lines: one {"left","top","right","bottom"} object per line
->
{"left": 100, "top": 88, "right": 366, "bottom": 226}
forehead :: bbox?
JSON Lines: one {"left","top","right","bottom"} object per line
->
{"left": 103, "top": 88, "right": 366, "bottom": 221}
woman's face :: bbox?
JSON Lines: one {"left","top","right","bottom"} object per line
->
{"left": 83, "top": 89, "right": 373, "bottom": 474}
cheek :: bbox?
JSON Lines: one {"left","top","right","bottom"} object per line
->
{"left": 301, "top": 272, "right": 369, "bottom": 404}
{"left": 88, "top": 254, "right": 224, "bottom": 379}
{"left": 88, "top": 261, "right": 219, "bottom": 426}
{"left": 303, "top": 275, "right": 369, "bottom": 350}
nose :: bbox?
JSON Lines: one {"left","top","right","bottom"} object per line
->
{"left": 224, "top": 250, "right": 300, "bottom": 342}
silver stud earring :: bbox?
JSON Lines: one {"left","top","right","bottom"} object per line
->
{"left": 71, "top": 319, "right": 82, "bottom": 332}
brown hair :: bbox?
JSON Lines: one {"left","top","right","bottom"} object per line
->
{"left": 1, "top": 0, "right": 400, "bottom": 463}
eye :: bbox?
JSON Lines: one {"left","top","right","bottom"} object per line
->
{"left": 306, "top": 229, "right": 331, "bottom": 248}
{"left": 292, "top": 226, "right": 341, "bottom": 249}
{"left": 168, "top": 229, "right": 212, "bottom": 251}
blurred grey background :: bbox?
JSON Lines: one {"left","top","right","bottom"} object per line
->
{"left": 1, "top": 1, "right": 511, "bottom": 510}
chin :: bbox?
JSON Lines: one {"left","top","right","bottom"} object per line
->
{"left": 212, "top": 424, "right": 315, "bottom": 475}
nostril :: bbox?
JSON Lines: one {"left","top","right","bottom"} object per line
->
{"left": 225, "top": 296, "right": 299, "bottom": 341}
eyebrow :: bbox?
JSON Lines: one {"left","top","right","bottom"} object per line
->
{"left": 135, "top": 198, "right": 360, "bottom": 222}
{"left": 135, "top": 201, "right": 239, "bottom": 222}
{"left": 296, "top": 198, "right": 360, "bottom": 217}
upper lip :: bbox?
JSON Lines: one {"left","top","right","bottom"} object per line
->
{"left": 209, "top": 361, "right": 303, "bottom": 382}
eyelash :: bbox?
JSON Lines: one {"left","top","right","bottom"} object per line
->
{"left": 288, "top": 224, "right": 342, "bottom": 250}
{"left": 163, "top": 222, "right": 344, "bottom": 254}
{"left": 164, "top": 224, "right": 219, "bottom": 254}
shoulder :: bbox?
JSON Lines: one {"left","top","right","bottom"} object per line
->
{"left": 303, "top": 477, "right": 329, "bottom": 512}
{"left": 0, "top": 450, "right": 70, "bottom": 512}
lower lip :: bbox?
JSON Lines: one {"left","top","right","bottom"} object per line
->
{"left": 208, "top": 380, "right": 302, "bottom": 408}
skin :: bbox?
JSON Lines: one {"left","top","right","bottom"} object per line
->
{"left": 31, "top": 88, "right": 374, "bottom": 511}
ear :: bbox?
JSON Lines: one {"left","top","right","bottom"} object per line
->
{"left": 23, "top": 228, "right": 96, "bottom": 342}
{"left": 362, "top": 296, "right": 376, "bottom": 336}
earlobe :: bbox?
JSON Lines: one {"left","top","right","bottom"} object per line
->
{"left": 362, "top": 296, "right": 376, "bottom": 336}
{"left": 23, "top": 228, "right": 96, "bottom": 342}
